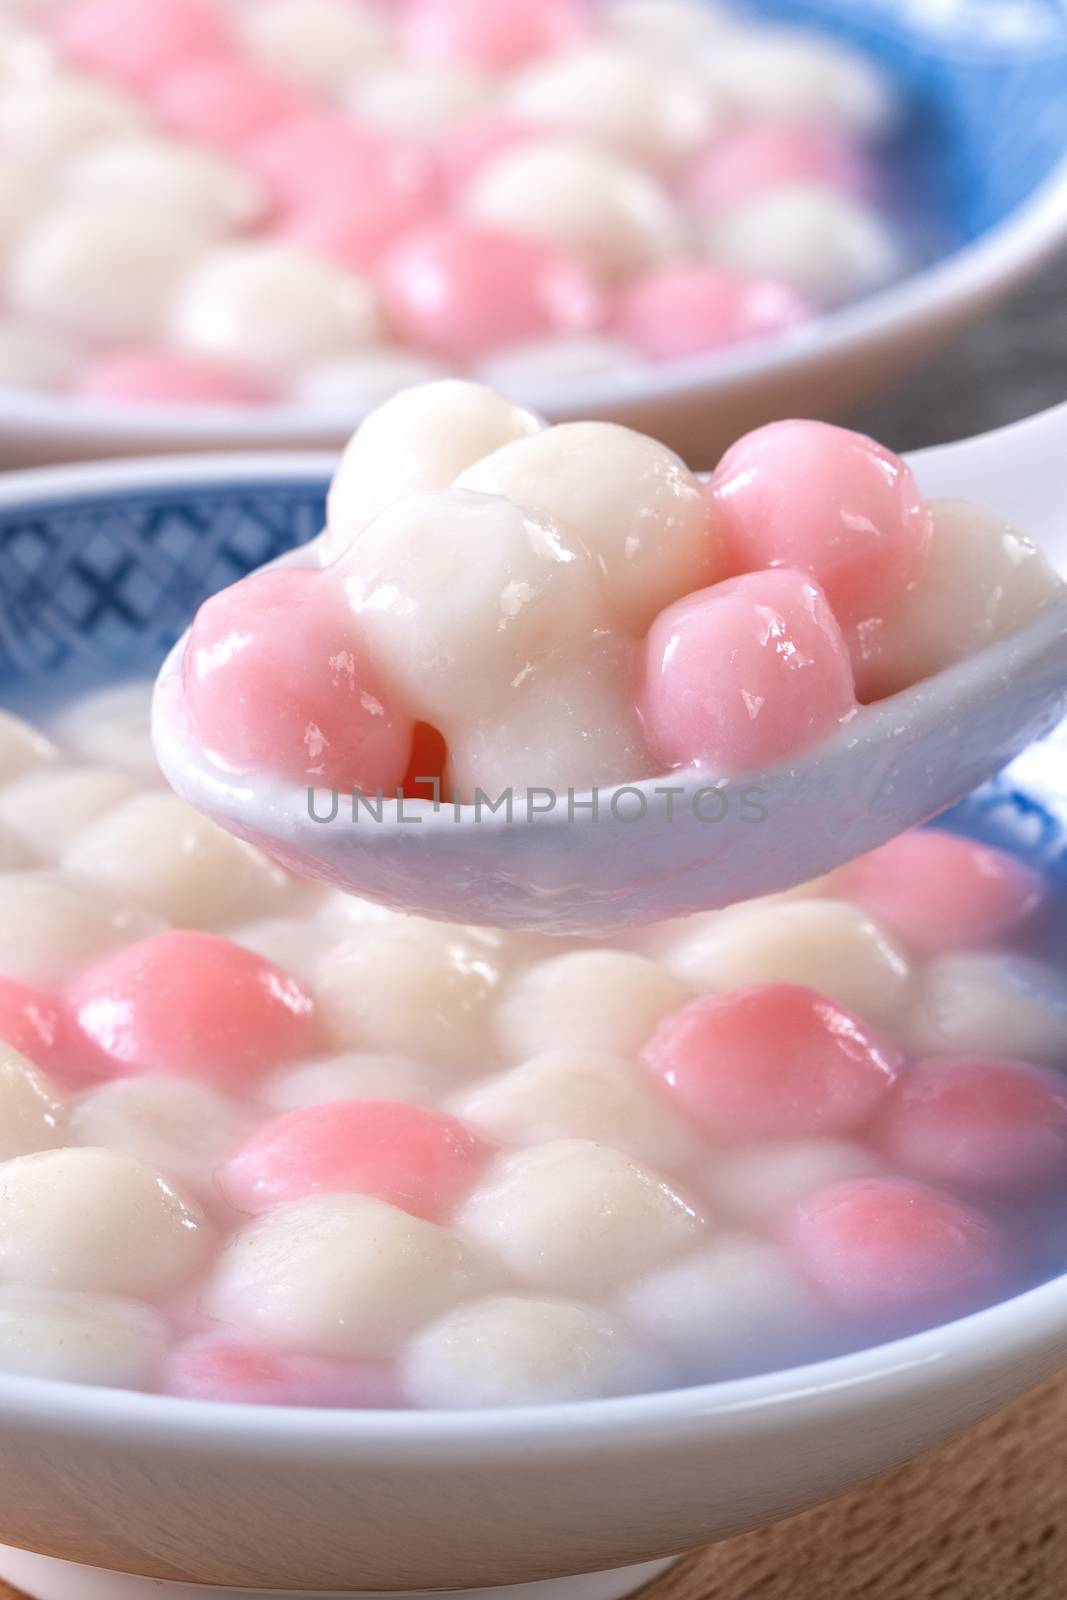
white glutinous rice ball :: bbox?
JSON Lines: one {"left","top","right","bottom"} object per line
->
{"left": 312, "top": 922, "right": 501, "bottom": 1069}
{"left": 208, "top": 1194, "right": 493, "bottom": 1360}
{"left": 350, "top": 64, "right": 495, "bottom": 138}
{"left": 0, "top": 871, "right": 163, "bottom": 985}
{"left": 229, "top": 915, "right": 341, "bottom": 986}
{"left": 704, "top": 183, "right": 900, "bottom": 304}
{"left": 293, "top": 351, "right": 448, "bottom": 411}
{"left": 339, "top": 488, "right": 605, "bottom": 726}
{"left": 464, "top": 138, "right": 685, "bottom": 284}
{"left": 451, "top": 1047, "right": 697, "bottom": 1171}
{"left": 0, "top": 1044, "right": 66, "bottom": 1161}
{"left": 907, "top": 953, "right": 1067, "bottom": 1064}
{"left": 63, "top": 136, "right": 267, "bottom": 234}
{"left": 621, "top": 1234, "right": 828, "bottom": 1378}
{"left": 0, "top": 1285, "right": 168, "bottom": 1388}
{"left": 318, "top": 897, "right": 514, "bottom": 962}
{"left": 456, "top": 1139, "right": 704, "bottom": 1292}
{"left": 492, "top": 950, "right": 691, "bottom": 1061}
{"left": 0, "top": 1147, "right": 212, "bottom": 1296}
{"left": 702, "top": 1138, "right": 885, "bottom": 1232}
{"left": 70, "top": 1079, "right": 247, "bottom": 1199}
{"left": 402, "top": 1293, "right": 670, "bottom": 1407}
{"left": 699, "top": 27, "right": 895, "bottom": 137}
{"left": 446, "top": 632, "right": 652, "bottom": 798}
{"left": 0, "top": 709, "right": 57, "bottom": 784}
{"left": 172, "top": 242, "right": 381, "bottom": 384}
{"left": 261, "top": 1052, "right": 453, "bottom": 1113}
{"left": 46, "top": 682, "right": 159, "bottom": 782}
{"left": 0, "top": 821, "right": 40, "bottom": 871}
{"left": 456, "top": 420, "right": 714, "bottom": 633}
{"left": 0, "top": 319, "right": 79, "bottom": 391}
{"left": 60, "top": 792, "right": 292, "bottom": 929}
{"left": 476, "top": 334, "right": 638, "bottom": 390}
{"left": 663, "top": 898, "right": 913, "bottom": 1032}
{"left": 606, "top": 0, "right": 735, "bottom": 60}
{"left": 633, "top": 874, "right": 834, "bottom": 962}
{"left": 0, "top": 163, "right": 40, "bottom": 266}
{"left": 852, "top": 498, "right": 1065, "bottom": 701}
{"left": 241, "top": 0, "right": 388, "bottom": 95}
{"left": 0, "top": 20, "right": 56, "bottom": 86}
{"left": 0, "top": 765, "right": 140, "bottom": 862}
{"left": 323, "top": 379, "right": 542, "bottom": 559}
{"left": 0, "top": 75, "right": 145, "bottom": 170}
{"left": 508, "top": 45, "right": 722, "bottom": 173}
{"left": 10, "top": 202, "right": 211, "bottom": 342}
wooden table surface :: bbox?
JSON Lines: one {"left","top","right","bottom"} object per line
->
{"left": 1, "top": 257, "right": 1064, "bottom": 1600}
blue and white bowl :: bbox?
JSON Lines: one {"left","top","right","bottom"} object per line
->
{"left": 2, "top": 0, "right": 1066, "bottom": 468}
{"left": 0, "top": 442, "right": 1066, "bottom": 1600}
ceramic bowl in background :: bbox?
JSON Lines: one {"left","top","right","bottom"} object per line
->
{"left": 1, "top": 0, "right": 1066, "bottom": 468}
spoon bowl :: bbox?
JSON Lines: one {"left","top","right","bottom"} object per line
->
{"left": 152, "top": 403, "right": 1067, "bottom": 935}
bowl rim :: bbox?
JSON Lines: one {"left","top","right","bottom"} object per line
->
{"left": 0, "top": 447, "right": 339, "bottom": 503}
{"left": 0, "top": 1270, "right": 1065, "bottom": 1451}
{"left": 2, "top": 449, "right": 1067, "bottom": 1452}
{"left": 3, "top": 145, "right": 1067, "bottom": 447}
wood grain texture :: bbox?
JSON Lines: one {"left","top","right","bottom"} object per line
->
{"left": 2, "top": 1366, "right": 1065, "bottom": 1599}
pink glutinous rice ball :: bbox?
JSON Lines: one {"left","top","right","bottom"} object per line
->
{"left": 281, "top": 180, "right": 442, "bottom": 275}
{"left": 439, "top": 115, "right": 542, "bottom": 194}
{"left": 401, "top": 0, "right": 593, "bottom": 72}
{"left": 53, "top": 0, "right": 231, "bottom": 91}
{"left": 153, "top": 56, "right": 308, "bottom": 152}
{"left": 708, "top": 419, "right": 930, "bottom": 627}
{"left": 876, "top": 1055, "right": 1067, "bottom": 1195}
{"left": 0, "top": 974, "right": 69, "bottom": 1078}
{"left": 637, "top": 567, "right": 857, "bottom": 774}
{"left": 245, "top": 112, "right": 439, "bottom": 216}
{"left": 75, "top": 349, "right": 272, "bottom": 405}
{"left": 830, "top": 830, "right": 1046, "bottom": 956}
{"left": 180, "top": 565, "right": 413, "bottom": 795}
{"left": 65, "top": 929, "right": 318, "bottom": 1091}
{"left": 684, "top": 119, "right": 874, "bottom": 217}
{"left": 164, "top": 1333, "right": 401, "bottom": 1407}
{"left": 378, "top": 222, "right": 606, "bottom": 361}
{"left": 220, "top": 1099, "right": 491, "bottom": 1223}
{"left": 785, "top": 1175, "right": 1005, "bottom": 1325}
{"left": 616, "top": 264, "right": 813, "bottom": 361}
{"left": 642, "top": 981, "right": 901, "bottom": 1142}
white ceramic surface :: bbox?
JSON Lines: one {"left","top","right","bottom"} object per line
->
{"left": 152, "top": 402, "right": 1067, "bottom": 935}
{"left": 3, "top": 153, "right": 1067, "bottom": 471}
{"left": 0, "top": 1549, "right": 678, "bottom": 1600}
{"left": 0, "top": 1274, "right": 1066, "bottom": 1598}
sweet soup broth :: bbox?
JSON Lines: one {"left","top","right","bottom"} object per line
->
{"left": 0, "top": 681, "right": 1063, "bottom": 1407}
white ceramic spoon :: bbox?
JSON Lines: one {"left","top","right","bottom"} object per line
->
{"left": 153, "top": 402, "right": 1067, "bottom": 935}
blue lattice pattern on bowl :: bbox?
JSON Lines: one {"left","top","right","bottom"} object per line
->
{"left": 0, "top": 483, "right": 326, "bottom": 691}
